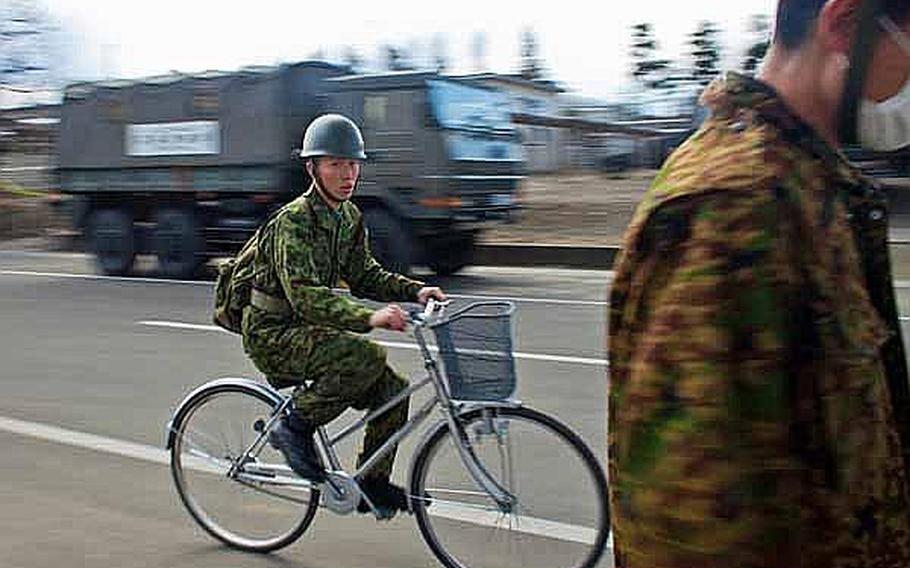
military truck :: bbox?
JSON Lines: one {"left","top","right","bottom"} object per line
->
{"left": 57, "top": 62, "right": 524, "bottom": 278}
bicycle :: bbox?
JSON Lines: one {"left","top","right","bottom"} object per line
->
{"left": 165, "top": 299, "right": 610, "bottom": 568}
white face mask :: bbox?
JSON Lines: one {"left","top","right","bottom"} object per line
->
{"left": 858, "top": 80, "right": 910, "bottom": 151}
{"left": 858, "top": 16, "right": 910, "bottom": 152}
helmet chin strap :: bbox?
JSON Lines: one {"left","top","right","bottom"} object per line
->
{"left": 838, "top": 0, "right": 885, "bottom": 145}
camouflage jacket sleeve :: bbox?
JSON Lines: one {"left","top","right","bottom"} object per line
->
{"left": 609, "top": 189, "right": 802, "bottom": 567}
{"left": 343, "top": 214, "right": 424, "bottom": 303}
{"left": 272, "top": 211, "right": 374, "bottom": 333}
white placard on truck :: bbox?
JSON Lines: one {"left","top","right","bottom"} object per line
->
{"left": 126, "top": 121, "right": 220, "bottom": 156}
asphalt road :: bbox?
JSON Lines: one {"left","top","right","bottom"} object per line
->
{"left": 0, "top": 252, "right": 612, "bottom": 568}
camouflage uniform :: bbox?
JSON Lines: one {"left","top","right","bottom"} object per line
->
{"left": 242, "top": 187, "right": 424, "bottom": 481}
{"left": 608, "top": 72, "right": 910, "bottom": 567}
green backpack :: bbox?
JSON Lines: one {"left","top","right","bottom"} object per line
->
{"left": 212, "top": 210, "right": 283, "bottom": 334}
{"left": 212, "top": 239, "right": 254, "bottom": 333}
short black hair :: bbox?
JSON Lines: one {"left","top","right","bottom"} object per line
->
{"left": 774, "top": 0, "right": 910, "bottom": 49}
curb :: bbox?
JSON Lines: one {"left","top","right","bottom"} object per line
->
{"left": 475, "top": 240, "right": 910, "bottom": 271}
{"left": 475, "top": 244, "right": 620, "bottom": 270}
{"left": 4, "top": 239, "right": 909, "bottom": 272}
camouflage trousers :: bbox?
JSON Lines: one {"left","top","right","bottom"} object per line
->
{"left": 245, "top": 324, "right": 409, "bottom": 482}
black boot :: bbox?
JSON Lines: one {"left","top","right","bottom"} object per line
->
{"left": 268, "top": 413, "right": 325, "bottom": 482}
{"left": 357, "top": 477, "right": 411, "bottom": 518}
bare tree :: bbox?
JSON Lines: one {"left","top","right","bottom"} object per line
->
{"left": 519, "top": 27, "right": 544, "bottom": 80}
{"left": 343, "top": 47, "right": 364, "bottom": 73}
{"left": 406, "top": 37, "right": 423, "bottom": 70}
{"left": 382, "top": 44, "right": 416, "bottom": 72}
{"left": 471, "top": 31, "right": 488, "bottom": 73}
{"left": 431, "top": 34, "right": 449, "bottom": 73}
{"left": 309, "top": 46, "right": 326, "bottom": 62}
{"left": 1, "top": 0, "right": 57, "bottom": 93}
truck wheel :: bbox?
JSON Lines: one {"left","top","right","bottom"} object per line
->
{"left": 363, "top": 207, "right": 413, "bottom": 275}
{"left": 155, "top": 208, "right": 204, "bottom": 279}
{"left": 427, "top": 231, "right": 476, "bottom": 276}
{"left": 89, "top": 208, "right": 135, "bottom": 276}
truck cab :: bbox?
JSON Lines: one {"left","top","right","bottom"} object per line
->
{"left": 328, "top": 72, "right": 524, "bottom": 275}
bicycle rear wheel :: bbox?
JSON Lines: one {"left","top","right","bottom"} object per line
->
{"left": 410, "top": 405, "right": 610, "bottom": 568}
{"left": 170, "top": 383, "right": 319, "bottom": 552}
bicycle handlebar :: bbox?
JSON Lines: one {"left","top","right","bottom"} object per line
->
{"left": 409, "top": 298, "right": 452, "bottom": 325}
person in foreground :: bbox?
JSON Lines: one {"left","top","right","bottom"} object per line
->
{"left": 241, "top": 114, "right": 445, "bottom": 518}
{"left": 608, "top": 0, "right": 910, "bottom": 565}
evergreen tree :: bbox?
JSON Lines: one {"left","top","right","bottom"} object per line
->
{"left": 689, "top": 20, "right": 722, "bottom": 85}
{"left": 629, "top": 23, "right": 670, "bottom": 89}
{"left": 742, "top": 14, "right": 771, "bottom": 74}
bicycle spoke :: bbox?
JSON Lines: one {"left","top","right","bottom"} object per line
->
{"left": 411, "top": 406, "right": 609, "bottom": 568}
{"left": 233, "top": 477, "right": 316, "bottom": 506}
{"left": 170, "top": 386, "right": 320, "bottom": 553}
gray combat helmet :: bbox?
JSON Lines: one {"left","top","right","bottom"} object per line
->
{"left": 299, "top": 113, "right": 367, "bottom": 160}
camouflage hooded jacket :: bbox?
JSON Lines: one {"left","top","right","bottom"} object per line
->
{"left": 608, "top": 73, "right": 910, "bottom": 567}
{"left": 241, "top": 186, "right": 424, "bottom": 338}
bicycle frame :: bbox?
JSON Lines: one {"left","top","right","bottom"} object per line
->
{"left": 224, "top": 316, "right": 520, "bottom": 512}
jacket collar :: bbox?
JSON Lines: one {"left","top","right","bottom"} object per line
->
{"left": 303, "top": 184, "right": 342, "bottom": 230}
{"left": 702, "top": 71, "right": 863, "bottom": 188}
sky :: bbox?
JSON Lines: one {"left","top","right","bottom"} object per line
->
{"left": 11, "top": 0, "right": 777, "bottom": 102}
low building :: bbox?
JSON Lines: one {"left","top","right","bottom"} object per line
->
{"left": 455, "top": 73, "right": 566, "bottom": 173}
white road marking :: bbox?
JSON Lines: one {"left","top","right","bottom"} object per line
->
{"left": 0, "top": 269, "right": 211, "bottom": 286}
{"left": 140, "top": 321, "right": 228, "bottom": 333}
{"left": 0, "top": 251, "right": 92, "bottom": 259}
{"left": 0, "top": 414, "right": 170, "bottom": 466}
{"left": 0, "top": 414, "right": 610, "bottom": 549}
{"left": 0, "top": 165, "right": 52, "bottom": 172}
{"left": 137, "top": 320, "right": 609, "bottom": 367}
{"left": 5, "top": 267, "right": 908, "bottom": 322}
{"left": 426, "top": 499, "right": 600, "bottom": 546}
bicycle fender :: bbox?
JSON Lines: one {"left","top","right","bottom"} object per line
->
{"left": 164, "top": 377, "right": 284, "bottom": 449}
{"left": 406, "top": 401, "right": 522, "bottom": 496}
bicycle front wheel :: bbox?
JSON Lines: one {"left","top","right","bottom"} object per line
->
{"left": 170, "top": 383, "right": 320, "bottom": 552}
{"left": 410, "top": 405, "right": 610, "bottom": 568}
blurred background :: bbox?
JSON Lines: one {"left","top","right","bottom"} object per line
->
{"left": 1, "top": 0, "right": 809, "bottom": 279}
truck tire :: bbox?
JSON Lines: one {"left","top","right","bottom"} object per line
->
{"left": 155, "top": 208, "right": 204, "bottom": 279}
{"left": 363, "top": 207, "right": 413, "bottom": 275}
{"left": 427, "top": 231, "right": 476, "bottom": 276}
{"left": 89, "top": 208, "right": 135, "bottom": 276}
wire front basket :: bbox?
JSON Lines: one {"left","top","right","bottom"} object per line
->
{"left": 430, "top": 301, "right": 517, "bottom": 402}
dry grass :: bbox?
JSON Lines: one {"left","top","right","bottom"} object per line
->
{"left": 482, "top": 170, "right": 656, "bottom": 246}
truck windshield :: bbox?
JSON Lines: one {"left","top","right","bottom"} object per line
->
{"left": 427, "top": 80, "right": 515, "bottom": 135}
{"left": 427, "top": 80, "right": 522, "bottom": 162}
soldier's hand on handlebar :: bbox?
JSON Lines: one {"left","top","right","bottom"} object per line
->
{"left": 369, "top": 304, "right": 408, "bottom": 332}
{"left": 417, "top": 287, "right": 447, "bottom": 305}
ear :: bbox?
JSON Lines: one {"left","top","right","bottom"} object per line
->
{"left": 305, "top": 160, "right": 315, "bottom": 178}
{"left": 818, "top": 0, "right": 863, "bottom": 54}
